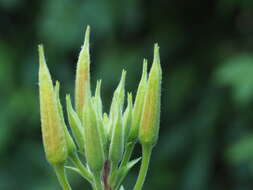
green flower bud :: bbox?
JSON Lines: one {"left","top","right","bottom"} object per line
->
{"left": 108, "top": 70, "right": 126, "bottom": 138}
{"left": 139, "top": 44, "right": 162, "bottom": 147}
{"left": 109, "top": 100, "right": 124, "bottom": 165}
{"left": 55, "top": 81, "right": 76, "bottom": 155}
{"left": 128, "top": 59, "right": 148, "bottom": 142}
{"left": 75, "top": 26, "right": 91, "bottom": 118}
{"left": 123, "top": 93, "right": 133, "bottom": 143}
{"left": 91, "top": 94, "right": 107, "bottom": 156}
{"left": 66, "top": 94, "right": 84, "bottom": 150}
{"left": 83, "top": 99, "right": 105, "bottom": 173}
{"left": 38, "top": 45, "right": 67, "bottom": 165}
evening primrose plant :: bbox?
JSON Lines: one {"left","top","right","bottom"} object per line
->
{"left": 38, "top": 26, "right": 162, "bottom": 190}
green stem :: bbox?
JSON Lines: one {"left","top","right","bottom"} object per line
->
{"left": 133, "top": 145, "right": 152, "bottom": 190}
{"left": 93, "top": 172, "right": 103, "bottom": 190}
{"left": 54, "top": 164, "right": 72, "bottom": 190}
{"left": 70, "top": 153, "right": 93, "bottom": 184}
{"left": 120, "top": 142, "right": 135, "bottom": 167}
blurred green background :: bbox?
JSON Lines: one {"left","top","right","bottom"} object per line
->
{"left": 1, "top": 0, "right": 253, "bottom": 189}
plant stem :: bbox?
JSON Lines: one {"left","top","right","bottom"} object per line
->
{"left": 70, "top": 153, "right": 93, "bottom": 184}
{"left": 103, "top": 161, "right": 111, "bottom": 190}
{"left": 54, "top": 164, "right": 72, "bottom": 190}
{"left": 93, "top": 172, "right": 103, "bottom": 190}
{"left": 133, "top": 145, "right": 152, "bottom": 190}
{"left": 120, "top": 142, "right": 135, "bottom": 167}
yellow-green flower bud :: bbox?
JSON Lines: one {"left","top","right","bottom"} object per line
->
{"left": 55, "top": 81, "right": 76, "bottom": 155}
{"left": 75, "top": 26, "right": 91, "bottom": 118}
{"left": 38, "top": 45, "right": 67, "bottom": 165}
{"left": 109, "top": 100, "right": 124, "bottom": 165}
{"left": 83, "top": 99, "right": 105, "bottom": 173}
{"left": 139, "top": 44, "right": 162, "bottom": 147}
{"left": 123, "top": 93, "right": 133, "bottom": 143}
{"left": 128, "top": 59, "right": 148, "bottom": 142}
{"left": 66, "top": 94, "right": 84, "bottom": 150}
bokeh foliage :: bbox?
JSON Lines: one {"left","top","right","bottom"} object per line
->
{"left": 1, "top": 0, "right": 253, "bottom": 189}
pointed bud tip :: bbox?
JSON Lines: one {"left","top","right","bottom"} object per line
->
{"left": 55, "top": 80, "right": 60, "bottom": 87}
{"left": 38, "top": 44, "right": 45, "bottom": 66}
{"left": 153, "top": 43, "right": 160, "bottom": 64}
{"left": 127, "top": 92, "right": 132, "bottom": 103}
{"left": 142, "top": 59, "right": 148, "bottom": 80}
{"left": 84, "top": 25, "right": 90, "bottom": 47}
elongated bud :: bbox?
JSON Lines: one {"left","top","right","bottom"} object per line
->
{"left": 91, "top": 95, "right": 107, "bottom": 156}
{"left": 139, "top": 44, "right": 162, "bottom": 147}
{"left": 109, "top": 100, "right": 124, "bottom": 164}
{"left": 55, "top": 81, "right": 76, "bottom": 155}
{"left": 38, "top": 45, "right": 67, "bottom": 165}
{"left": 83, "top": 100, "right": 105, "bottom": 172}
{"left": 128, "top": 59, "right": 148, "bottom": 142}
{"left": 123, "top": 93, "right": 133, "bottom": 143}
{"left": 66, "top": 94, "right": 84, "bottom": 150}
{"left": 108, "top": 70, "right": 126, "bottom": 138}
{"left": 75, "top": 26, "right": 91, "bottom": 118}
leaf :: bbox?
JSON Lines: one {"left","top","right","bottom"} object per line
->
{"left": 114, "top": 157, "right": 141, "bottom": 189}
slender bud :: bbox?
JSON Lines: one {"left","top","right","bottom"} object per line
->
{"left": 55, "top": 81, "right": 76, "bottom": 155}
{"left": 83, "top": 99, "right": 105, "bottom": 173}
{"left": 38, "top": 45, "right": 67, "bottom": 165}
{"left": 66, "top": 94, "right": 84, "bottom": 150}
{"left": 75, "top": 26, "right": 91, "bottom": 118}
{"left": 109, "top": 100, "right": 124, "bottom": 165}
{"left": 123, "top": 93, "right": 133, "bottom": 143}
{"left": 108, "top": 70, "right": 126, "bottom": 138}
{"left": 128, "top": 59, "right": 148, "bottom": 142}
{"left": 139, "top": 44, "right": 162, "bottom": 147}
{"left": 91, "top": 95, "right": 107, "bottom": 156}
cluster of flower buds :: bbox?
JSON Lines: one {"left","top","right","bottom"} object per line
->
{"left": 38, "top": 26, "right": 162, "bottom": 190}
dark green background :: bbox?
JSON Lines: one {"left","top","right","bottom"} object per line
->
{"left": 1, "top": 0, "right": 253, "bottom": 189}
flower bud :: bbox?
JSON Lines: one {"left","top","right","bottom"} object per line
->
{"left": 83, "top": 99, "right": 105, "bottom": 173}
{"left": 91, "top": 94, "right": 107, "bottom": 157}
{"left": 75, "top": 26, "right": 91, "bottom": 118}
{"left": 66, "top": 94, "right": 84, "bottom": 150}
{"left": 123, "top": 93, "right": 133, "bottom": 143}
{"left": 128, "top": 59, "right": 148, "bottom": 142}
{"left": 108, "top": 70, "right": 126, "bottom": 138}
{"left": 109, "top": 100, "right": 124, "bottom": 165}
{"left": 139, "top": 44, "right": 162, "bottom": 147}
{"left": 38, "top": 45, "right": 67, "bottom": 165}
{"left": 55, "top": 81, "right": 76, "bottom": 155}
